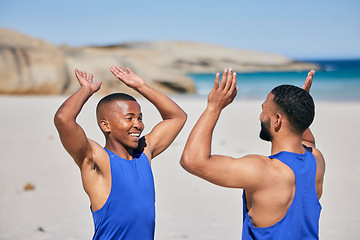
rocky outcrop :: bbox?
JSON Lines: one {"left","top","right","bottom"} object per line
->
{"left": 0, "top": 29, "right": 68, "bottom": 94}
{"left": 0, "top": 29, "right": 318, "bottom": 95}
{"left": 60, "top": 44, "right": 197, "bottom": 96}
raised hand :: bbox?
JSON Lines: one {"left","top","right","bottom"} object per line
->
{"left": 208, "top": 68, "right": 238, "bottom": 110}
{"left": 110, "top": 67, "right": 145, "bottom": 89}
{"left": 302, "top": 70, "right": 315, "bottom": 93}
{"left": 75, "top": 69, "right": 102, "bottom": 93}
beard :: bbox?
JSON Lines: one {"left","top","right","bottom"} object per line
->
{"left": 259, "top": 119, "right": 272, "bottom": 142}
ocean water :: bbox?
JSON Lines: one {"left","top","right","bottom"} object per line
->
{"left": 189, "top": 59, "right": 360, "bottom": 101}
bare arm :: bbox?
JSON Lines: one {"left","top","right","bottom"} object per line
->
{"left": 301, "top": 70, "right": 316, "bottom": 147}
{"left": 54, "top": 69, "right": 102, "bottom": 168}
{"left": 180, "top": 69, "right": 264, "bottom": 188}
{"left": 110, "top": 67, "right": 187, "bottom": 159}
{"left": 301, "top": 70, "right": 326, "bottom": 198}
{"left": 181, "top": 69, "right": 237, "bottom": 167}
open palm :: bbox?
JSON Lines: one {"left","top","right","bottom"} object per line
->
{"left": 75, "top": 69, "right": 102, "bottom": 93}
{"left": 110, "top": 67, "right": 145, "bottom": 89}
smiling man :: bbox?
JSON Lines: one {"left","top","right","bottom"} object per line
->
{"left": 54, "top": 67, "right": 187, "bottom": 240}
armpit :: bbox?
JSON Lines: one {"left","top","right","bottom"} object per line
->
{"left": 87, "top": 158, "right": 101, "bottom": 173}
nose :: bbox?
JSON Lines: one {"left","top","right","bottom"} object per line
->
{"left": 133, "top": 119, "right": 143, "bottom": 130}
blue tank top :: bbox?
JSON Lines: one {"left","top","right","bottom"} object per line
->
{"left": 242, "top": 149, "right": 321, "bottom": 240}
{"left": 91, "top": 148, "right": 155, "bottom": 240}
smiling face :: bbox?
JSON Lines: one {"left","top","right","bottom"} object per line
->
{"left": 101, "top": 100, "right": 144, "bottom": 150}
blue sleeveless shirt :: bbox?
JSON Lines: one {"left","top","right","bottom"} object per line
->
{"left": 242, "top": 149, "right": 321, "bottom": 240}
{"left": 91, "top": 148, "right": 155, "bottom": 240}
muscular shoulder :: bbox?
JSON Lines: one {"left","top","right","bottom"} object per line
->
{"left": 243, "top": 154, "right": 295, "bottom": 189}
{"left": 241, "top": 154, "right": 278, "bottom": 170}
{"left": 233, "top": 154, "right": 282, "bottom": 189}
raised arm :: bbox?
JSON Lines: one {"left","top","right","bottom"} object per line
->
{"left": 301, "top": 70, "right": 326, "bottom": 198}
{"left": 54, "top": 69, "right": 102, "bottom": 168}
{"left": 181, "top": 68, "right": 237, "bottom": 166}
{"left": 110, "top": 67, "right": 187, "bottom": 159}
{"left": 301, "top": 70, "right": 316, "bottom": 147}
{"left": 180, "top": 69, "right": 262, "bottom": 188}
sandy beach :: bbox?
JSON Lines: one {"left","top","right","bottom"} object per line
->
{"left": 0, "top": 95, "right": 359, "bottom": 240}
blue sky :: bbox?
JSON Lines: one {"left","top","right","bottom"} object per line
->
{"left": 0, "top": 0, "right": 359, "bottom": 60}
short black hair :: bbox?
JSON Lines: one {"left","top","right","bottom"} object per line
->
{"left": 97, "top": 93, "right": 137, "bottom": 109}
{"left": 95, "top": 93, "right": 138, "bottom": 136}
{"left": 271, "top": 85, "right": 314, "bottom": 134}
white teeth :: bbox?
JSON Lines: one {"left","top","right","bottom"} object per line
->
{"left": 130, "top": 133, "right": 140, "bottom": 137}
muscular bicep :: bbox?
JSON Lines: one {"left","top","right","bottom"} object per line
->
{"left": 143, "top": 116, "right": 186, "bottom": 158}
{"left": 183, "top": 154, "right": 267, "bottom": 189}
{"left": 55, "top": 119, "right": 92, "bottom": 168}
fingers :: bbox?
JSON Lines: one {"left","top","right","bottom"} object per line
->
{"left": 126, "top": 67, "right": 134, "bottom": 75}
{"left": 219, "top": 68, "right": 237, "bottom": 91}
{"left": 110, "top": 66, "right": 133, "bottom": 78}
{"left": 213, "top": 72, "right": 220, "bottom": 88}
{"left": 307, "top": 70, "right": 315, "bottom": 83}
{"left": 302, "top": 70, "right": 315, "bottom": 93}
{"left": 75, "top": 69, "right": 90, "bottom": 80}
{"left": 110, "top": 66, "right": 120, "bottom": 76}
{"left": 75, "top": 68, "right": 83, "bottom": 77}
{"left": 212, "top": 68, "right": 237, "bottom": 98}
{"left": 224, "top": 68, "right": 232, "bottom": 90}
{"left": 225, "top": 68, "right": 236, "bottom": 90}
{"left": 219, "top": 69, "right": 228, "bottom": 89}
{"left": 230, "top": 71, "right": 237, "bottom": 92}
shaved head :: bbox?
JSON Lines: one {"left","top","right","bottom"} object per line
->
{"left": 96, "top": 93, "right": 138, "bottom": 130}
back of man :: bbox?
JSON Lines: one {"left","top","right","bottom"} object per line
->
{"left": 242, "top": 149, "right": 321, "bottom": 239}
{"left": 180, "top": 69, "right": 325, "bottom": 240}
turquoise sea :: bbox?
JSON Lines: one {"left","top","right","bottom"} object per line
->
{"left": 189, "top": 59, "right": 360, "bottom": 102}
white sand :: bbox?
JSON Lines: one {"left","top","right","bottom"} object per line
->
{"left": 0, "top": 95, "right": 359, "bottom": 240}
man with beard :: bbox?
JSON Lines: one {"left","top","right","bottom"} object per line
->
{"left": 180, "top": 68, "right": 325, "bottom": 240}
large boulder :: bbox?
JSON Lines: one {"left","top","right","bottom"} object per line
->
{"left": 0, "top": 29, "right": 318, "bottom": 95}
{"left": 0, "top": 29, "right": 68, "bottom": 94}
{"left": 60, "top": 44, "right": 196, "bottom": 96}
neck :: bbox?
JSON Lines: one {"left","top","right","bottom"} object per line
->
{"left": 105, "top": 141, "right": 134, "bottom": 160}
{"left": 270, "top": 133, "right": 305, "bottom": 155}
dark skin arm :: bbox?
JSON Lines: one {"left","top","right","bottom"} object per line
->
{"left": 301, "top": 70, "right": 326, "bottom": 199}
{"left": 110, "top": 67, "right": 187, "bottom": 160}
{"left": 302, "top": 70, "right": 316, "bottom": 147}
{"left": 181, "top": 69, "right": 325, "bottom": 195}
{"left": 54, "top": 69, "right": 102, "bottom": 168}
{"left": 180, "top": 68, "right": 267, "bottom": 189}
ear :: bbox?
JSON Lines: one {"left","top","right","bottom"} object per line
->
{"left": 100, "top": 120, "right": 111, "bottom": 133}
{"left": 274, "top": 113, "right": 283, "bottom": 132}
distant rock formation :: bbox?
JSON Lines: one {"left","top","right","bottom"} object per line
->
{"left": 0, "top": 28, "right": 318, "bottom": 95}
{"left": 0, "top": 29, "right": 68, "bottom": 94}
